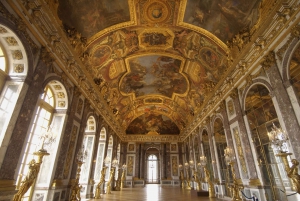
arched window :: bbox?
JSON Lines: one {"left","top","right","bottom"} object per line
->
{"left": 245, "top": 84, "right": 290, "bottom": 201}
{"left": 80, "top": 116, "right": 96, "bottom": 195}
{"left": 0, "top": 45, "right": 6, "bottom": 71}
{"left": 17, "top": 81, "right": 68, "bottom": 200}
{"left": 0, "top": 24, "right": 29, "bottom": 167}
{"left": 94, "top": 127, "right": 106, "bottom": 183}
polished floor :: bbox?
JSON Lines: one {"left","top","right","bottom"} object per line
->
{"left": 83, "top": 184, "right": 227, "bottom": 201}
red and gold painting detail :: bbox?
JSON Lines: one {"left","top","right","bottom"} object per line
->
{"left": 126, "top": 113, "right": 180, "bottom": 135}
{"left": 57, "top": 0, "right": 131, "bottom": 38}
{"left": 120, "top": 55, "right": 187, "bottom": 98}
{"left": 183, "top": 0, "right": 262, "bottom": 43}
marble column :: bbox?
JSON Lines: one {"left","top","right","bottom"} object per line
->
{"left": 53, "top": 88, "right": 83, "bottom": 180}
{"left": 221, "top": 103, "right": 241, "bottom": 180}
{"left": 230, "top": 90, "right": 260, "bottom": 185}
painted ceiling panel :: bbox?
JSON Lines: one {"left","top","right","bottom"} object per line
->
{"left": 57, "top": 0, "right": 131, "bottom": 38}
{"left": 183, "top": 0, "right": 262, "bottom": 42}
{"left": 54, "top": 0, "right": 265, "bottom": 137}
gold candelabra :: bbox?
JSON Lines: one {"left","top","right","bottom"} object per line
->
{"left": 179, "top": 165, "right": 185, "bottom": 189}
{"left": 195, "top": 163, "right": 203, "bottom": 191}
{"left": 224, "top": 147, "right": 243, "bottom": 201}
{"left": 200, "top": 155, "right": 215, "bottom": 198}
{"left": 13, "top": 149, "right": 49, "bottom": 201}
{"left": 115, "top": 168, "right": 122, "bottom": 191}
{"left": 94, "top": 166, "right": 107, "bottom": 199}
{"left": 115, "top": 164, "right": 126, "bottom": 191}
{"left": 184, "top": 162, "right": 191, "bottom": 190}
{"left": 69, "top": 146, "right": 87, "bottom": 201}
{"left": 267, "top": 123, "right": 300, "bottom": 194}
{"left": 120, "top": 164, "right": 127, "bottom": 189}
{"left": 106, "top": 158, "right": 119, "bottom": 194}
{"left": 94, "top": 156, "right": 111, "bottom": 199}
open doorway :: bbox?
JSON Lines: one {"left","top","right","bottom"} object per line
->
{"left": 147, "top": 154, "right": 158, "bottom": 183}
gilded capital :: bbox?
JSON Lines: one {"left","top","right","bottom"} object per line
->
{"left": 261, "top": 51, "right": 276, "bottom": 71}
{"left": 40, "top": 47, "right": 54, "bottom": 67}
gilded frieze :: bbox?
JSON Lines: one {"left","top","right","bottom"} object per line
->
{"left": 232, "top": 127, "right": 248, "bottom": 177}
{"left": 0, "top": 26, "right": 7, "bottom": 33}
{"left": 14, "top": 64, "right": 24, "bottom": 73}
{"left": 12, "top": 50, "right": 23, "bottom": 60}
{"left": 139, "top": 28, "right": 174, "bottom": 50}
{"left": 171, "top": 156, "right": 179, "bottom": 176}
{"left": 5, "top": 37, "right": 18, "bottom": 46}
{"left": 63, "top": 125, "right": 78, "bottom": 179}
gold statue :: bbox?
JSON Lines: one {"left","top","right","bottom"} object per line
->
{"left": 69, "top": 181, "right": 82, "bottom": 201}
{"left": 13, "top": 159, "right": 40, "bottom": 201}
{"left": 287, "top": 159, "right": 300, "bottom": 194}
{"left": 204, "top": 167, "right": 215, "bottom": 198}
{"left": 179, "top": 170, "right": 184, "bottom": 188}
{"left": 194, "top": 171, "right": 202, "bottom": 191}
{"left": 106, "top": 167, "right": 115, "bottom": 194}
{"left": 94, "top": 166, "right": 107, "bottom": 198}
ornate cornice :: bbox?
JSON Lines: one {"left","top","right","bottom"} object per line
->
{"left": 261, "top": 51, "right": 276, "bottom": 71}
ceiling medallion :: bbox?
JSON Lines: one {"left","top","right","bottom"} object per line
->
{"left": 143, "top": 0, "right": 170, "bottom": 23}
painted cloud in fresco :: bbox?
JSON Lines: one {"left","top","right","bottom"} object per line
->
{"left": 184, "top": 0, "right": 261, "bottom": 42}
{"left": 126, "top": 113, "right": 180, "bottom": 135}
{"left": 58, "top": 0, "right": 130, "bottom": 38}
{"left": 120, "top": 55, "right": 188, "bottom": 98}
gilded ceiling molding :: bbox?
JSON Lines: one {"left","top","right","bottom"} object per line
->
{"left": 261, "top": 51, "right": 276, "bottom": 71}
{"left": 87, "top": 0, "right": 137, "bottom": 46}
{"left": 40, "top": 47, "right": 54, "bottom": 68}
{"left": 0, "top": 2, "right": 38, "bottom": 51}
{"left": 227, "top": 28, "right": 252, "bottom": 52}
{"left": 8, "top": 0, "right": 125, "bottom": 140}
{"left": 277, "top": 24, "right": 300, "bottom": 61}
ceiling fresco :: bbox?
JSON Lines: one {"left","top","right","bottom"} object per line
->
{"left": 55, "top": 0, "right": 264, "bottom": 136}
{"left": 183, "top": 0, "right": 262, "bottom": 42}
{"left": 126, "top": 113, "right": 180, "bottom": 135}
{"left": 120, "top": 55, "right": 187, "bottom": 98}
{"left": 57, "top": 0, "right": 131, "bottom": 38}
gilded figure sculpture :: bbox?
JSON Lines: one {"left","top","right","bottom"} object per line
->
{"left": 287, "top": 159, "right": 300, "bottom": 194}
{"left": 13, "top": 159, "right": 40, "bottom": 201}
{"left": 94, "top": 166, "right": 107, "bottom": 198}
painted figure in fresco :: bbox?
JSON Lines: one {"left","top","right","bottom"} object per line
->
{"left": 287, "top": 159, "right": 300, "bottom": 194}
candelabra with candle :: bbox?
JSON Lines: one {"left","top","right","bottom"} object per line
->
{"left": 199, "top": 155, "right": 215, "bottom": 198}
{"left": 267, "top": 123, "right": 300, "bottom": 194}
{"left": 106, "top": 158, "right": 118, "bottom": 194}
{"left": 13, "top": 129, "right": 54, "bottom": 201}
{"left": 69, "top": 145, "right": 87, "bottom": 201}
{"left": 224, "top": 147, "right": 243, "bottom": 201}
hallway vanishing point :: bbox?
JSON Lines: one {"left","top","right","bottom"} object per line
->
{"left": 83, "top": 184, "right": 224, "bottom": 201}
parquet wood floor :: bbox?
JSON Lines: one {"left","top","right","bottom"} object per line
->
{"left": 83, "top": 184, "right": 227, "bottom": 201}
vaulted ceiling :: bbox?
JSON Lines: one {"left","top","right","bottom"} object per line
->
{"left": 56, "top": 0, "right": 262, "bottom": 138}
